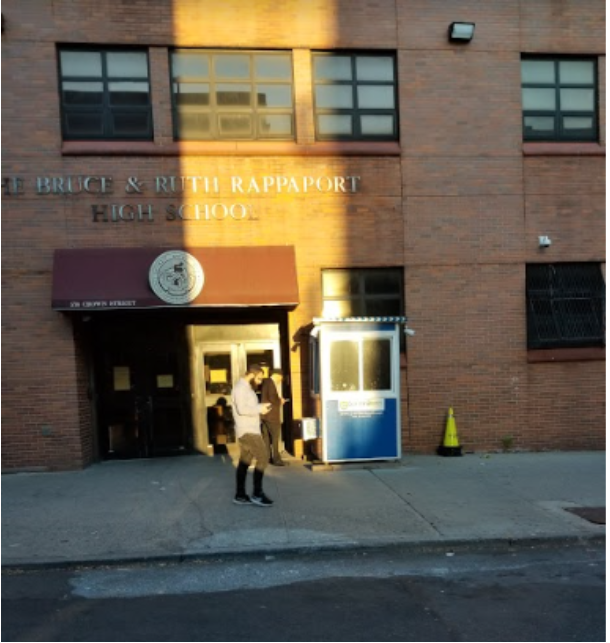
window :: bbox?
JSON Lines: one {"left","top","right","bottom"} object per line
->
{"left": 312, "top": 52, "right": 398, "bottom": 141}
{"left": 521, "top": 57, "right": 598, "bottom": 141}
{"left": 526, "top": 263, "right": 605, "bottom": 349}
{"left": 329, "top": 337, "right": 394, "bottom": 392}
{"left": 58, "top": 49, "right": 152, "bottom": 140}
{"left": 170, "top": 50, "right": 294, "bottom": 140}
{"left": 322, "top": 269, "right": 404, "bottom": 318}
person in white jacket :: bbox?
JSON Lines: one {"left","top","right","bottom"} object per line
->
{"left": 231, "top": 364, "right": 274, "bottom": 506}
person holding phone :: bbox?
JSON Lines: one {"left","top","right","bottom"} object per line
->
{"left": 261, "top": 368, "right": 287, "bottom": 466}
{"left": 231, "top": 364, "right": 274, "bottom": 507}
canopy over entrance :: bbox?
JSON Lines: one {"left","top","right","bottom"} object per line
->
{"left": 52, "top": 246, "right": 299, "bottom": 311}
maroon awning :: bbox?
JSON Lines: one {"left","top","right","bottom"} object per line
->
{"left": 52, "top": 246, "right": 299, "bottom": 310}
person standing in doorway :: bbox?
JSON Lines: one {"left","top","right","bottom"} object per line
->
{"left": 231, "top": 364, "right": 274, "bottom": 507}
{"left": 261, "top": 368, "right": 287, "bottom": 466}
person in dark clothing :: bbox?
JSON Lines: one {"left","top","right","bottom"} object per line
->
{"left": 261, "top": 368, "right": 287, "bottom": 466}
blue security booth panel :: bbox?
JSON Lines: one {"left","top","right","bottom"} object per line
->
{"left": 315, "top": 319, "right": 403, "bottom": 463}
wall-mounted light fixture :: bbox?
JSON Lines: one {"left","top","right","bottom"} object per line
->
{"left": 448, "top": 22, "right": 475, "bottom": 43}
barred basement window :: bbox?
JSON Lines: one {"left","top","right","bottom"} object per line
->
{"left": 312, "top": 52, "right": 398, "bottom": 141}
{"left": 58, "top": 49, "right": 152, "bottom": 141}
{"left": 526, "top": 263, "right": 605, "bottom": 349}
{"left": 170, "top": 50, "right": 294, "bottom": 140}
{"left": 521, "top": 57, "right": 598, "bottom": 142}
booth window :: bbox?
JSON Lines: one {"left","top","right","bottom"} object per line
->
{"left": 526, "top": 263, "right": 605, "bottom": 349}
{"left": 58, "top": 48, "right": 152, "bottom": 140}
{"left": 312, "top": 52, "right": 398, "bottom": 141}
{"left": 329, "top": 338, "right": 393, "bottom": 392}
{"left": 322, "top": 268, "right": 404, "bottom": 318}
{"left": 521, "top": 57, "right": 598, "bottom": 142}
{"left": 170, "top": 50, "right": 294, "bottom": 140}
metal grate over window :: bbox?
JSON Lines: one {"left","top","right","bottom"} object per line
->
{"left": 526, "top": 263, "right": 605, "bottom": 349}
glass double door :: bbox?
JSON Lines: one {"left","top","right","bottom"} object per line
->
{"left": 198, "top": 341, "right": 280, "bottom": 450}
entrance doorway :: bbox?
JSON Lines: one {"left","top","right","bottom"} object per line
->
{"left": 95, "top": 323, "right": 189, "bottom": 459}
{"left": 92, "top": 314, "right": 289, "bottom": 461}
{"left": 188, "top": 324, "right": 282, "bottom": 454}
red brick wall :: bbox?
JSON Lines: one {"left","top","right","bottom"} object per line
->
{"left": 1, "top": 0, "right": 605, "bottom": 469}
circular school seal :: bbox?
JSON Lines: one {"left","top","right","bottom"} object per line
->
{"left": 149, "top": 250, "right": 205, "bottom": 305}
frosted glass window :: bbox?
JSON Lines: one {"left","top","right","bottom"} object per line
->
{"left": 256, "top": 85, "right": 292, "bottom": 108}
{"left": 259, "top": 114, "right": 292, "bottom": 136}
{"left": 215, "top": 55, "right": 250, "bottom": 78}
{"left": 358, "top": 85, "right": 394, "bottom": 109}
{"left": 524, "top": 116, "right": 554, "bottom": 133}
{"left": 521, "top": 60, "right": 554, "bottom": 84}
{"left": 107, "top": 52, "right": 148, "bottom": 78}
{"left": 560, "top": 88, "right": 595, "bottom": 111}
{"left": 255, "top": 55, "right": 291, "bottom": 79}
{"left": 60, "top": 51, "right": 102, "bottom": 77}
{"left": 313, "top": 52, "right": 398, "bottom": 141}
{"left": 356, "top": 57, "right": 394, "bottom": 81}
{"left": 522, "top": 88, "right": 556, "bottom": 110}
{"left": 171, "top": 50, "right": 294, "bottom": 140}
{"left": 318, "top": 115, "right": 352, "bottom": 136}
{"left": 314, "top": 56, "right": 352, "bottom": 80}
{"left": 59, "top": 48, "right": 151, "bottom": 140}
{"left": 360, "top": 115, "right": 394, "bottom": 135}
{"left": 172, "top": 53, "right": 209, "bottom": 78}
{"left": 521, "top": 57, "right": 597, "bottom": 141}
{"left": 563, "top": 116, "right": 594, "bottom": 131}
{"left": 559, "top": 61, "right": 594, "bottom": 84}
{"left": 316, "top": 85, "right": 353, "bottom": 109}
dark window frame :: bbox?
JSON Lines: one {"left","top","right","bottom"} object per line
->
{"left": 521, "top": 55, "right": 598, "bottom": 142}
{"left": 170, "top": 49, "right": 295, "bottom": 141}
{"left": 312, "top": 51, "right": 399, "bottom": 142}
{"left": 58, "top": 47, "right": 153, "bottom": 141}
{"left": 322, "top": 268, "right": 405, "bottom": 318}
{"left": 526, "top": 263, "right": 605, "bottom": 349}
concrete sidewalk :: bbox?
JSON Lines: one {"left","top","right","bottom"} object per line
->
{"left": 1, "top": 451, "right": 605, "bottom": 569}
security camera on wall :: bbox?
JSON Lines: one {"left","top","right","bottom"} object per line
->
{"left": 538, "top": 236, "right": 552, "bottom": 248}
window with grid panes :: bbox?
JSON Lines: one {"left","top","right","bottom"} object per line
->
{"left": 322, "top": 269, "right": 404, "bottom": 318}
{"left": 58, "top": 49, "right": 152, "bottom": 140}
{"left": 170, "top": 50, "right": 294, "bottom": 140}
{"left": 526, "top": 263, "right": 605, "bottom": 349}
{"left": 312, "top": 52, "right": 398, "bottom": 141}
{"left": 521, "top": 57, "right": 598, "bottom": 141}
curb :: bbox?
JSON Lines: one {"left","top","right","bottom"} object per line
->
{"left": 2, "top": 532, "right": 605, "bottom": 574}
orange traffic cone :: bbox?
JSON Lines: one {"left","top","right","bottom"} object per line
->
{"left": 437, "top": 407, "right": 462, "bottom": 457}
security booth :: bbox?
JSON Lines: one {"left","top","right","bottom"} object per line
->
{"left": 309, "top": 317, "right": 412, "bottom": 463}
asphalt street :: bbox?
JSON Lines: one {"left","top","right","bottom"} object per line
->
{"left": 2, "top": 541, "right": 605, "bottom": 642}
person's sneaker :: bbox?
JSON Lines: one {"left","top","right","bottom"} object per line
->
{"left": 233, "top": 494, "right": 252, "bottom": 505}
{"left": 250, "top": 493, "right": 274, "bottom": 507}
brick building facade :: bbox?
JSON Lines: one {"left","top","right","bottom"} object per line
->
{"left": 1, "top": 0, "right": 605, "bottom": 471}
